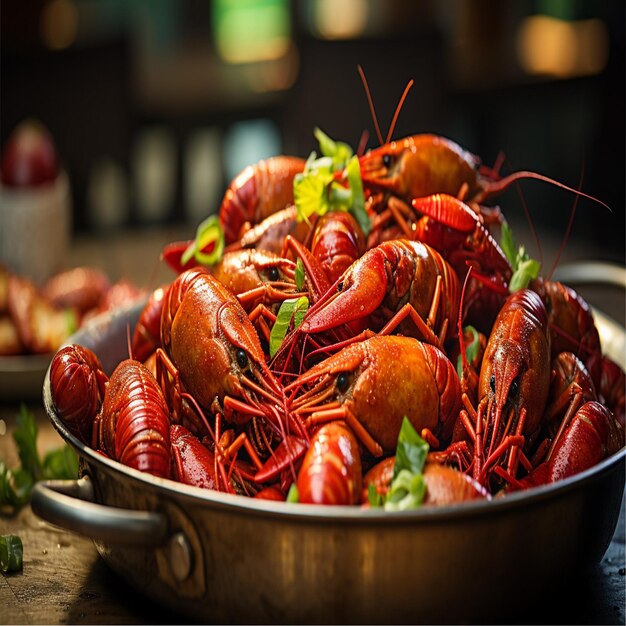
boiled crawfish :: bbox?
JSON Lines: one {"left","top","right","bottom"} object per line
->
{"left": 287, "top": 335, "right": 462, "bottom": 457}
{"left": 219, "top": 156, "right": 305, "bottom": 244}
{"left": 462, "top": 289, "right": 551, "bottom": 487}
{"left": 274, "top": 239, "right": 460, "bottom": 373}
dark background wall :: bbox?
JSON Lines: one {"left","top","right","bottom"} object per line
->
{"left": 2, "top": 0, "right": 624, "bottom": 263}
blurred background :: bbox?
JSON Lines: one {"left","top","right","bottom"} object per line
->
{"left": 2, "top": 0, "right": 624, "bottom": 265}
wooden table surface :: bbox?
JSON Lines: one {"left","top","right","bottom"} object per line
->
{"left": 1, "top": 403, "right": 625, "bottom": 625}
{"left": 1, "top": 225, "right": 625, "bottom": 624}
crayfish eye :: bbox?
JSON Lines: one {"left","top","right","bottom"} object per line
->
{"left": 337, "top": 281, "right": 344, "bottom": 292}
{"left": 267, "top": 267, "right": 279, "bottom": 282}
{"left": 490, "top": 375, "right": 496, "bottom": 393}
{"left": 336, "top": 372, "right": 350, "bottom": 393}
{"left": 236, "top": 349, "right": 249, "bottom": 369}
{"left": 509, "top": 378, "right": 519, "bottom": 398}
{"left": 382, "top": 154, "right": 392, "bottom": 169}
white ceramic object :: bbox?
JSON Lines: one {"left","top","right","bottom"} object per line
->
{"left": 0, "top": 170, "right": 72, "bottom": 284}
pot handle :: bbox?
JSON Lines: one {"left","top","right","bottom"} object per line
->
{"left": 31, "top": 476, "right": 168, "bottom": 547}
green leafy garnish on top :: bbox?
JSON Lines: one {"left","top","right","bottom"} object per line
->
{"left": 368, "top": 417, "right": 429, "bottom": 511}
{"left": 500, "top": 223, "right": 541, "bottom": 292}
{"left": 293, "top": 128, "right": 370, "bottom": 234}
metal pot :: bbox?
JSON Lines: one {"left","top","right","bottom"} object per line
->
{"left": 33, "top": 297, "right": 626, "bottom": 624}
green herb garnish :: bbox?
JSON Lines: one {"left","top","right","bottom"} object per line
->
{"left": 456, "top": 325, "right": 481, "bottom": 378}
{"left": 367, "top": 482, "right": 385, "bottom": 508}
{"left": 13, "top": 404, "right": 43, "bottom": 481}
{"left": 293, "top": 128, "right": 370, "bottom": 234}
{"left": 500, "top": 223, "right": 541, "bottom": 292}
{"left": 0, "top": 463, "right": 33, "bottom": 508}
{"left": 392, "top": 417, "right": 429, "bottom": 480}
{"left": 0, "top": 534, "right": 23, "bottom": 573}
{"left": 269, "top": 297, "right": 309, "bottom": 358}
{"left": 0, "top": 405, "right": 78, "bottom": 510}
{"left": 368, "top": 417, "right": 429, "bottom": 511}
{"left": 384, "top": 469, "right": 426, "bottom": 512}
{"left": 314, "top": 127, "right": 353, "bottom": 169}
{"left": 181, "top": 215, "right": 225, "bottom": 267}
{"left": 286, "top": 483, "right": 299, "bottom": 503}
{"left": 42, "top": 446, "right": 79, "bottom": 481}
{"left": 294, "top": 258, "right": 306, "bottom": 292}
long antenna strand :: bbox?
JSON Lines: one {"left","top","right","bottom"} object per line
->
{"left": 548, "top": 162, "right": 585, "bottom": 281}
{"left": 357, "top": 65, "right": 384, "bottom": 146}
{"left": 386, "top": 79, "right": 414, "bottom": 144}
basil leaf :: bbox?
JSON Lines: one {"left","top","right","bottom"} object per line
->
{"left": 13, "top": 404, "right": 42, "bottom": 481}
{"left": 286, "top": 483, "right": 299, "bottom": 503}
{"left": 295, "top": 258, "right": 305, "bottom": 292}
{"left": 269, "top": 297, "right": 309, "bottom": 357}
{"left": 393, "top": 417, "right": 429, "bottom": 479}
{"left": 0, "top": 534, "right": 23, "bottom": 573}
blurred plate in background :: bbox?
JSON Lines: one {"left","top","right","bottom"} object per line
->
{"left": 0, "top": 352, "right": 52, "bottom": 402}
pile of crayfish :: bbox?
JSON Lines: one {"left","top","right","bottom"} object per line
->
{"left": 49, "top": 124, "right": 625, "bottom": 508}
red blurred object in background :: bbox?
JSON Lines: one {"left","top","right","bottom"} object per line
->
{"left": 1, "top": 118, "right": 59, "bottom": 187}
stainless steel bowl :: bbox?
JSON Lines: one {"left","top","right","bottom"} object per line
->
{"left": 33, "top": 293, "right": 626, "bottom": 624}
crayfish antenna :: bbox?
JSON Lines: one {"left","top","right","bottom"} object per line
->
{"left": 357, "top": 65, "right": 415, "bottom": 147}
{"left": 385, "top": 78, "right": 414, "bottom": 144}
{"left": 479, "top": 168, "right": 610, "bottom": 212}
{"left": 126, "top": 323, "right": 134, "bottom": 360}
{"left": 356, "top": 129, "right": 369, "bottom": 158}
{"left": 547, "top": 163, "right": 585, "bottom": 281}
{"left": 357, "top": 64, "right": 384, "bottom": 146}
{"left": 511, "top": 170, "right": 544, "bottom": 271}
{"left": 457, "top": 266, "right": 473, "bottom": 380}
